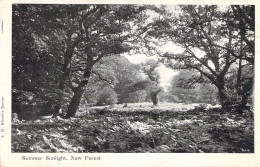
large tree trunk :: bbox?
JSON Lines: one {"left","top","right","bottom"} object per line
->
{"left": 65, "top": 87, "right": 84, "bottom": 118}
{"left": 65, "top": 65, "right": 93, "bottom": 118}
{"left": 215, "top": 78, "right": 231, "bottom": 111}
{"left": 217, "top": 88, "right": 229, "bottom": 109}
{"left": 215, "top": 76, "right": 253, "bottom": 113}
{"left": 53, "top": 35, "right": 78, "bottom": 117}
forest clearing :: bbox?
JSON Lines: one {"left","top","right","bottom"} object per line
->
{"left": 12, "top": 103, "right": 253, "bottom": 153}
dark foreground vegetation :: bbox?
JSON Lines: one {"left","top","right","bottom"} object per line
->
{"left": 12, "top": 106, "right": 254, "bottom": 153}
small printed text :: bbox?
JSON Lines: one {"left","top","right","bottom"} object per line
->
{"left": 22, "top": 155, "right": 101, "bottom": 161}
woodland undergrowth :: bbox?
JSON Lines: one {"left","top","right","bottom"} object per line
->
{"left": 12, "top": 107, "right": 254, "bottom": 153}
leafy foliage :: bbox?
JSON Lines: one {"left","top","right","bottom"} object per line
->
{"left": 80, "top": 56, "right": 146, "bottom": 106}
{"left": 12, "top": 4, "right": 146, "bottom": 118}
{"left": 169, "top": 70, "right": 218, "bottom": 104}
{"left": 139, "top": 60, "right": 163, "bottom": 105}
{"left": 138, "top": 5, "right": 254, "bottom": 112}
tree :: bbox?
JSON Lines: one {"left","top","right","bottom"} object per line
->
{"left": 12, "top": 5, "right": 67, "bottom": 119}
{"left": 140, "top": 5, "right": 254, "bottom": 112}
{"left": 141, "top": 60, "right": 162, "bottom": 105}
{"left": 12, "top": 4, "right": 146, "bottom": 118}
{"left": 80, "top": 71, "right": 116, "bottom": 106}
{"left": 99, "top": 56, "right": 144, "bottom": 104}
{"left": 222, "top": 5, "right": 254, "bottom": 112}
{"left": 169, "top": 70, "right": 218, "bottom": 104}
{"left": 81, "top": 55, "right": 145, "bottom": 106}
{"left": 55, "top": 5, "right": 145, "bottom": 118}
{"left": 123, "top": 59, "right": 162, "bottom": 105}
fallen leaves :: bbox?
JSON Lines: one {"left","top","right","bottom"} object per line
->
{"left": 12, "top": 106, "right": 253, "bottom": 153}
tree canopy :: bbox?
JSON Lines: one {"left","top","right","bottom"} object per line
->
{"left": 13, "top": 4, "right": 146, "bottom": 118}
{"left": 12, "top": 4, "right": 254, "bottom": 119}
{"left": 137, "top": 5, "right": 254, "bottom": 112}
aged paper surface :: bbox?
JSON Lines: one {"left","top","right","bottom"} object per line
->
{"left": 0, "top": 0, "right": 260, "bottom": 166}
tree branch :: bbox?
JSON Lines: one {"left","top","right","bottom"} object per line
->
{"left": 92, "top": 70, "right": 113, "bottom": 85}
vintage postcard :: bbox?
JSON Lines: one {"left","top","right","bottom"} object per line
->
{"left": 0, "top": 0, "right": 259, "bottom": 166}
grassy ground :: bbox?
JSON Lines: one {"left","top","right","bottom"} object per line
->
{"left": 12, "top": 103, "right": 254, "bottom": 153}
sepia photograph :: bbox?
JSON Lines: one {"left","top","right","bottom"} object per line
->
{"left": 10, "top": 4, "right": 255, "bottom": 154}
